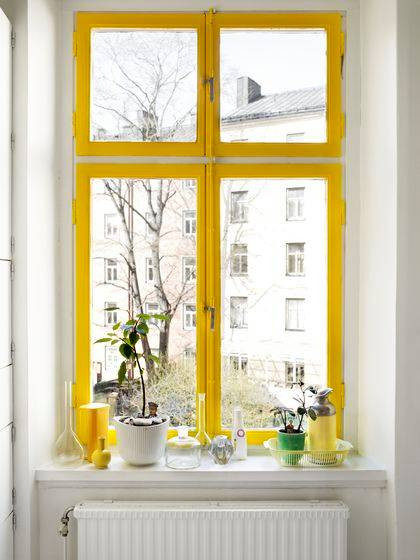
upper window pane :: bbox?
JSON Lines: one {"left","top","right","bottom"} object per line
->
{"left": 91, "top": 29, "right": 198, "bottom": 143}
{"left": 220, "top": 29, "right": 327, "bottom": 144}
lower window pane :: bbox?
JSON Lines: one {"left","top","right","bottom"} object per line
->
{"left": 220, "top": 178, "right": 327, "bottom": 429}
{"left": 90, "top": 177, "right": 197, "bottom": 427}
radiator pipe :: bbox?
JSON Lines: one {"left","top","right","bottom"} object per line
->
{"left": 59, "top": 506, "right": 75, "bottom": 538}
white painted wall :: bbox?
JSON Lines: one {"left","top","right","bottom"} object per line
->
{"left": 0, "top": 0, "right": 59, "bottom": 559}
{"left": 395, "top": 1, "right": 420, "bottom": 559}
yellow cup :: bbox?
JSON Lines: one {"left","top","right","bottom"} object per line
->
{"left": 78, "top": 403, "right": 110, "bottom": 462}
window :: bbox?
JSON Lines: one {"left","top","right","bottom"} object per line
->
{"left": 105, "top": 346, "right": 120, "bottom": 375}
{"left": 229, "top": 354, "right": 248, "bottom": 372}
{"left": 285, "top": 362, "right": 305, "bottom": 386}
{"left": 286, "top": 243, "right": 305, "bottom": 276}
{"left": 145, "top": 302, "right": 160, "bottom": 327}
{"left": 104, "top": 214, "right": 119, "bottom": 239}
{"left": 230, "top": 297, "right": 248, "bottom": 328}
{"left": 184, "top": 348, "right": 196, "bottom": 361}
{"left": 230, "top": 244, "right": 248, "bottom": 276}
{"left": 183, "top": 210, "right": 197, "bottom": 236}
{"left": 75, "top": 10, "right": 344, "bottom": 444}
{"left": 145, "top": 257, "right": 154, "bottom": 283}
{"left": 183, "top": 257, "right": 196, "bottom": 283}
{"left": 183, "top": 304, "right": 196, "bottom": 330}
{"left": 286, "top": 187, "right": 305, "bottom": 221}
{"left": 230, "top": 191, "right": 248, "bottom": 223}
{"left": 285, "top": 298, "right": 305, "bottom": 331}
{"left": 286, "top": 133, "right": 305, "bottom": 143}
{"left": 105, "top": 259, "right": 118, "bottom": 282}
{"left": 104, "top": 302, "right": 117, "bottom": 326}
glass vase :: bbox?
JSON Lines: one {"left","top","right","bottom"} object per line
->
{"left": 53, "top": 381, "right": 84, "bottom": 467}
{"left": 195, "top": 393, "right": 211, "bottom": 450}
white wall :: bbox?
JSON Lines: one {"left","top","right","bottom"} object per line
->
{"left": 1, "top": 0, "right": 59, "bottom": 558}
{"left": 358, "top": 0, "right": 398, "bottom": 558}
{"left": 395, "top": 1, "right": 420, "bottom": 559}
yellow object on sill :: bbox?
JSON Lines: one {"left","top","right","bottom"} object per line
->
{"left": 79, "top": 403, "right": 109, "bottom": 462}
{"left": 92, "top": 437, "right": 111, "bottom": 469}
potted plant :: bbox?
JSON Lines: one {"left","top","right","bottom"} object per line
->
{"left": 95, "top": 311, "right": 170, "bottom": 466}
{"left": 271, "top": 383, "right": 318, "bottom": 466}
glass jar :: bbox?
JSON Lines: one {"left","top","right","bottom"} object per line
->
{"left": 165, "top": 426, "right": 201, "bottom": 470}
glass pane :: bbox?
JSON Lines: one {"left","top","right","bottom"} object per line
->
{"left": 220, "top": 29, "right": 327, "bottom": 143}
{"left": 91, "top": 178, "right": 197, "bottom": 427}
{"left": 220, "top": 178, "right": 327, "bottom": 429}
{"left": 91, "top": 29, "right": 198, "bottom": 142}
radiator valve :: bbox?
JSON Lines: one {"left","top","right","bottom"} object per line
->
{"left": 59, "top": 506, "right": 75, "bottom": 538}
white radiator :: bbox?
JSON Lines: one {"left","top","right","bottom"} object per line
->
{"left": 73, "top": 501, "right": 349, "bottom": 560}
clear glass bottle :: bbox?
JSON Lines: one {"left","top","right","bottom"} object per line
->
{"left": 165, "top": 426, "right": 201, "bottom": 469}
{"left": 53, "top": 381, "right": 84, "bottom": 467}
{"left": 195, "top": 393, "right": 211, "bottom": 450}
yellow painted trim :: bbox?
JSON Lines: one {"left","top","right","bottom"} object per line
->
{"left": 75, "top": 163, "right": 206, "bottom": 441}
{"left": 75, "top": 13, "right": 206, "bottom": 156}
{"left": 210, "top": 164, "right": 343, "bottom": 438}
{"left": 211, "top": 13, "right": 342, "bottom": 157}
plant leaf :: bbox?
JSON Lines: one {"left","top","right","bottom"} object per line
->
{"left": 119, "top": 343, "right": 132, "bottom": 359}
{"left": 308, "top": 408, "right": 317, "bottom": 421}
{"left": 117, "top": 361, "right": 127, "bottom": 385}
{"left": 125, "top": 319, "right": 136, "bottom": 326}
{"left": 112, "top": 322, "right": 121, "bottom": 331}
{"left": 111, "top": 339, "right": 119, "bottom": 345}
{"left": 148, "top": 354, "right": 160, "bottom": 364}
{"left": 129, "top": 331, "right": 139, "bottom": 346}
{"left": 94, "top": 337, "right": 112, "bottom": 344}
{"left": 151, "top": 313, "right": 170, "bottom": 321}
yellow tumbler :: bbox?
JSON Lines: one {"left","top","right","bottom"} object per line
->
{"left": 78, "top": 403, "right": 110, "bottom": 462}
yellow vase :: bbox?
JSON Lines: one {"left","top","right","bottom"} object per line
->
{"left": 78, "top": 402, "right": 110, "bottom": 462}
{"left": 92, "top": 437, "right": 111, "bottom": 469}
{"left": 307, "top": 388, "right": 337, "bottom": 452}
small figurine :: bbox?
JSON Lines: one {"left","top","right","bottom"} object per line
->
{"left": 209, "top": 435, "right": 234, "bottom": 465}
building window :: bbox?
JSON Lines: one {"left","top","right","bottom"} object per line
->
{"left": 184, "top": 348, "right": 196, "bottom": 362}
{"left": 104, "top": 302, "right": 118, "bottom": 326}
{"left": 285, "top": 298, "right": 305, "bottom": 331}
{"left": 183, "top": 257, "right": 196, "bottom": 283}
{"left": 286, "top": 132, "right": 305, "bottom": 143}
{"left": 182, "top": 179, "right": 196, "bottom": 189}
{"left": 104, "top": 214, "right": 119, "bottom": 239}
{"left": 286, "top": 187, "right": 305, "bottom": 221}
{"left": 183, "top": 304, "right": 196, "bottom": 330}
{"left": 230, "top": 243, "right": 248, "bottom": 276}
{"left": 145, "top": 257, "right": 154, "bottom": 282}
{"left": 183, "top": 210, "right": 197, "bottom": 236}
{"left": 286, "top": 243, "right": 305, "bottom": 276}
{"left": 230, "top": 353, "right": 248, "bottom": 372}
{"left": 230, "top": 296, "right": 248, "bottom": 328}
{"left": 230, "top": 191, "right": 248, "bottom": 223}
{"left": 145, "top": 302, "right": 160, "bottom": 326}
{"left": 105, "top": 258, "right": 118, "bottom": 282}
{"left": 105, "top": 345, "right": 120, "bottom": 374}
{"left": 285, "top": 362, "right": 305, "bottom": 385}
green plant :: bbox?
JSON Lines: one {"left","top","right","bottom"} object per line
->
{"left": 95, "top": 310, "right": 169, "bottom": 417}
{"left": 271, "top": 382, "right": 318, "bottom": 433}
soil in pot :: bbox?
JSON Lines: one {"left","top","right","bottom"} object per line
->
{"left": 277, "top": 430, "right": 306, "bottom": 466}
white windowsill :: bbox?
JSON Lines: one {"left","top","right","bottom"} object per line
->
{"left": 35, "top": 451, "right": 386, "bottom": 489}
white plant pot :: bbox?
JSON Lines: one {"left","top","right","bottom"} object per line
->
{"left": 114, "top": 416, "right": 170, "bottom": 466}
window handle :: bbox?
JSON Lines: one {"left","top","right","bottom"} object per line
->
{"left": 205, "top": 77, "right": 214, "bottom": 103}
{"left": 205, "top": 305, "right": 216, "bottom": 331}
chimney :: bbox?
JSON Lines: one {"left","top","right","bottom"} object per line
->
{"left": 236, "top": 76, "right": 261, "bottom": 108}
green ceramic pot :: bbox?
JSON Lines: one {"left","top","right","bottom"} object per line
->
{"left": 277, "top": 430, "right": 306, "bottom": 466}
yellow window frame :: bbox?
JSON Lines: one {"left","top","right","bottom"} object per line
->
{"left": 74, "top": 13, "right": 206, "bottom": 156}
{"left": 74, "top": 163, "right": 343, "bottom": 444}
{"left": 75, "top": 164, "right": 207, "bottom": 443}
{"left": 74, "top": 11, "right": 343, "bottom": 158}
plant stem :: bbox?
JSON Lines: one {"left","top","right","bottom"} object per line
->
{"left": 134, "top": 351, "right": 146, "bottom": 417}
